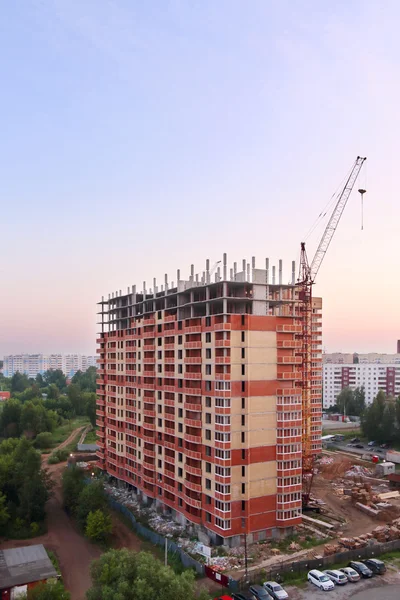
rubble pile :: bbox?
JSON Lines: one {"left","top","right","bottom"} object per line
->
{"left": 104, "top": 483, "right": 187, "bottom": 537}
{"left": 345, "top": 465, "right": 373, "bottom": 478}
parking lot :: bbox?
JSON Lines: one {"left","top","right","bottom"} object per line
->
{"left": 286, "top": 564, "right": 400, "bottom": 599}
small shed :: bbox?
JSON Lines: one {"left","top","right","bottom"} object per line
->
{"left": 375, "top": 461, "right": 396, "bottom": 477}
{"left": 0, "top": 544, "right": 57, "bottom": 599}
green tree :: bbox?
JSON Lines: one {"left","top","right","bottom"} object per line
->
{"left": 34, "top": 432, "right": 54, "bottom": 449}
{"left": 361, "top": 391, "right": 392, "bottom": 442}
{"left": 353, "top": 387, "right": 366, "bottom": 416}
{"left": 62, "top": 466, "right": 85, "bottom": 515}
{"left": 86, "top": 509, "right": 112, "bottom": 542}
{"left": 43, "top": 370, "right": 67, "bottom": 392}
{"left": 335, "top": 387, "right": 354, "bottom": 415}
{"left": 76, "top": 480, "right": 107, "bottom": 527}
{"left": 67, "top": 384, "right": 84, "bottom": 415}
{"left": 47, "top": 384, "right": 60, "bottom": 400}
{"left": 0, "top": 438, "right": 52, "bottom": 533}
{"left": 0, "top": 491, "right": 10, "bottom": 529}
{"left": 72, "top": 367, "right": 97, "bottom": 393}
{"left": 27, "top": 581, "right": 70, "bottom": 600}
{"left": 11, "top": 372, "right": 31, "bottom": 393}
{"left": 86, "top": 550, "right": 209, "bottom": 600}
{"left": 35, "top": 373, "right": 45, "bottom": 387}
{"left": 85, "top": 393, "right": 97, "bottom": 427}
{"left": 0, "top": 398, "right": 22, "bottom": 437}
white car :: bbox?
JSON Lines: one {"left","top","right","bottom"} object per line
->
{"left": 339, "top": 567, "right": 360, "bottom": 582}
{"left": 324, "top": 570, "right": 348, "bottom": 585}
{"left": 263, "top": 581, "right": 289, "bottom": 600}
{"left": 307, "top": 569, "right": 335, "bottom": 591}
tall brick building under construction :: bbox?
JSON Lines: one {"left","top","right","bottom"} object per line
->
{"left": 96, "top": 255, "right": 322, "bottom": 546}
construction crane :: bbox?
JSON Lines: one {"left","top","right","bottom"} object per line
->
{"left": 298, "top": 156, "right": 367, "bottom": 506}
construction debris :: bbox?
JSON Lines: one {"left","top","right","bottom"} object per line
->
{"left": 345, "top": 465, "right": 373, "bottom": 478}
{"left": 379, "top": 491, "right": 400, "bottom": 501}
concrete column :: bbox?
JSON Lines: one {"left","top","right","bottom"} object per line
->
{"left": 279, "top": 259, "right": 283, "bottom": 285}
{"left": 265, "top": 258, "right": 269, "bottom": 284}
{"left": 223, "top": 253, "right": 227, "bottom": 280}
{"left": 234, "top": 262, "right": 237, "bottom": 280}
{"left": 272, "top": 267, "right": 276, "bottom": 285}
{"left": 292, "top": 261, "right": 296, "bottom": 285}
{"left": 206, "top": 259, "right": 210, "bottom": 284}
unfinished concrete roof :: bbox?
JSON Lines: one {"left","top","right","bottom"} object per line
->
{"left": 0, "top": 544, "right": 57, "bottom": 590}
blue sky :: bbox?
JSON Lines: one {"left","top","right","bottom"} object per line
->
{"left": 0, "top": 1, "right": 399, "bottom": 355}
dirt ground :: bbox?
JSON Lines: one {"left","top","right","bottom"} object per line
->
{"left": 0, "top": 427, "right": 147, "bottom": 600}
{"left": 312, "top": 477, "right": 378, "bottom": 537}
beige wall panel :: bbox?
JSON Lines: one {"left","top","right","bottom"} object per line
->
{"left": 249, "top": 412, "right": 276, "bottom": 429}
{"left": 249, "top": 428, "right": 277, "bottom": 447}
{"left": 248, "top": 396, "right": 276, "bottom": 413}
{"left": 249, "top": 478, "right": 277, "bottom": 497}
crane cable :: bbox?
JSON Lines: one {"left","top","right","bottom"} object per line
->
{"left": 303, "top": 163, "right": 354, "bottom": 242}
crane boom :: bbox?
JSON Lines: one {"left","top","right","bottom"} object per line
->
{"left": 309, "top": 156, "right": 367, "bottom": 281}
{"left": 299, "top": 156, "right": 366, "bottom": 507}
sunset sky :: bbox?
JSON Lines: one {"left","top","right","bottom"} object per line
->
{"left": 1, "top": 1, "right": 399, "bottom": 356}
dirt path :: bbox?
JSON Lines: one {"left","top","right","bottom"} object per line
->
{"left": 1, "top": 427, "right": 101, "bottom": 600}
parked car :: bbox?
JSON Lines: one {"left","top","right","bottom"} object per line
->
{"left": 363, "top": 558, "right": 386, "bottom": 574}
{"left": 324, "top": 570, "right": 348, "bottom": 585}
{"left": 249, "top": 585, "right": 270, "bottom": 600}
{"left": 368, "top": 441, "right": 377, "bottom": 447}
{"left": 348, "top": 561, "right": 373, "bottom": 578}
{"left": 263, "top": 582, "right": 289, "bottom": 600}
{"left": 307, "top": 570, "right": 335, "bottom": 591}
{"left": 350, "top": 438, "right": 360, "bottom": 443}
{"left": 339, "top": 567, "right": 360, "bottom": 582}
{"left": 347, "top": 443, "right": 355, "bottom": 447}
{"left": 355, "top": 443, "right": 364, "bottom": 449}
{"left": 215, "top": 596, "right": 233, "bottom": 600}
{"left": 233, "top": 592, "right": 257, "bottom": 600}
{"left": 380, "top": 443, "right": 390, "bottom": 449}
{"left": 376, "top": 448, "right": 383, "bottom": 453}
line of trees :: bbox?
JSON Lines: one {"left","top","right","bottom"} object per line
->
{"left": 0, "top": 438, "right": 53, "bottom": 537}
{"left": 361, "top": 390, "right": 400, "bottom": 444}
{"left": 86, "top": 548, "right": 209, "bottom": 600}
{"left": 62, "top": 468, "right": 112, "bottom": 544}
{"left": 0, "top": 368, "right": 97, "bottom": 441}
{"left": 327, "top": 386, "right": 366, "bottom": 416}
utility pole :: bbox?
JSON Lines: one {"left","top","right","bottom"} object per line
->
{"left": 165, "top": 537, "right": 168, "bottom": 566}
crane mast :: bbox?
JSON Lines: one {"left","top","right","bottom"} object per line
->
{"left": 299, "top": 156, "right": 366, "bottom": 506}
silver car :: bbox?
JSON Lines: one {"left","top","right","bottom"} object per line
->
{"left": 263, "top": 581, "right": 289, "bottom": 600}
{"left": 324, "top": 570, "right": 348, "bottom": 585}
{"left": 339, "top": 567, "right": 360, "bottom": 582}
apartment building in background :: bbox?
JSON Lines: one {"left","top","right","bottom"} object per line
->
{"left": 96, "top": 255, "right": 323, "bottom": 546}
{"left": 324, "top": 352, "right": 400, "bottom": 365}
{"left": 323, "top": 362, "right": 400, "bottom": 407}
{"left": 3, "top": 354, "right": 97, "bottom": 379}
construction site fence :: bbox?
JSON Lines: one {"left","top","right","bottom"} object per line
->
{"left": 108, "top": 497, "right": 205, "bottom": 576}
{"left": 236, "top": 538, "right": 400, "bottom": 588}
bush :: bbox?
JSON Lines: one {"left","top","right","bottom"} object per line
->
{"left": 35, "top": 432, "right": 54, "bottom": 449}
{"left": 86, "top": 509, "right": 112, "bottom": 543}
{"left": 47, "top": 448, "right": 68, "bottom": 464}
{"left": 62, "top": 466, "right": 85, "bottom": 514}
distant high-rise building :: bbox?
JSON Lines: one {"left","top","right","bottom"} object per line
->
{"left": 2, "top": 354, "right": 97, "bottom": 379}
{"left": 397, "top": 340, "right": 400, "bottom": 354}
{"left": 96, "top": 256, "right": 323, "bottom": 545}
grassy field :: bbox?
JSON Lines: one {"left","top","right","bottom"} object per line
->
{"left": 322, "top": 428, "right": 362, "bottom": 440}
{"left": 51, "top": 416, "right": 89, "bottom": 448}
{"left": 83, "top": 427, "right": 97, "bottom": 444}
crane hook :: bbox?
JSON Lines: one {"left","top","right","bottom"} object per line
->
{"left": 358, "top": 188, "right": 366, "bottom": 230}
